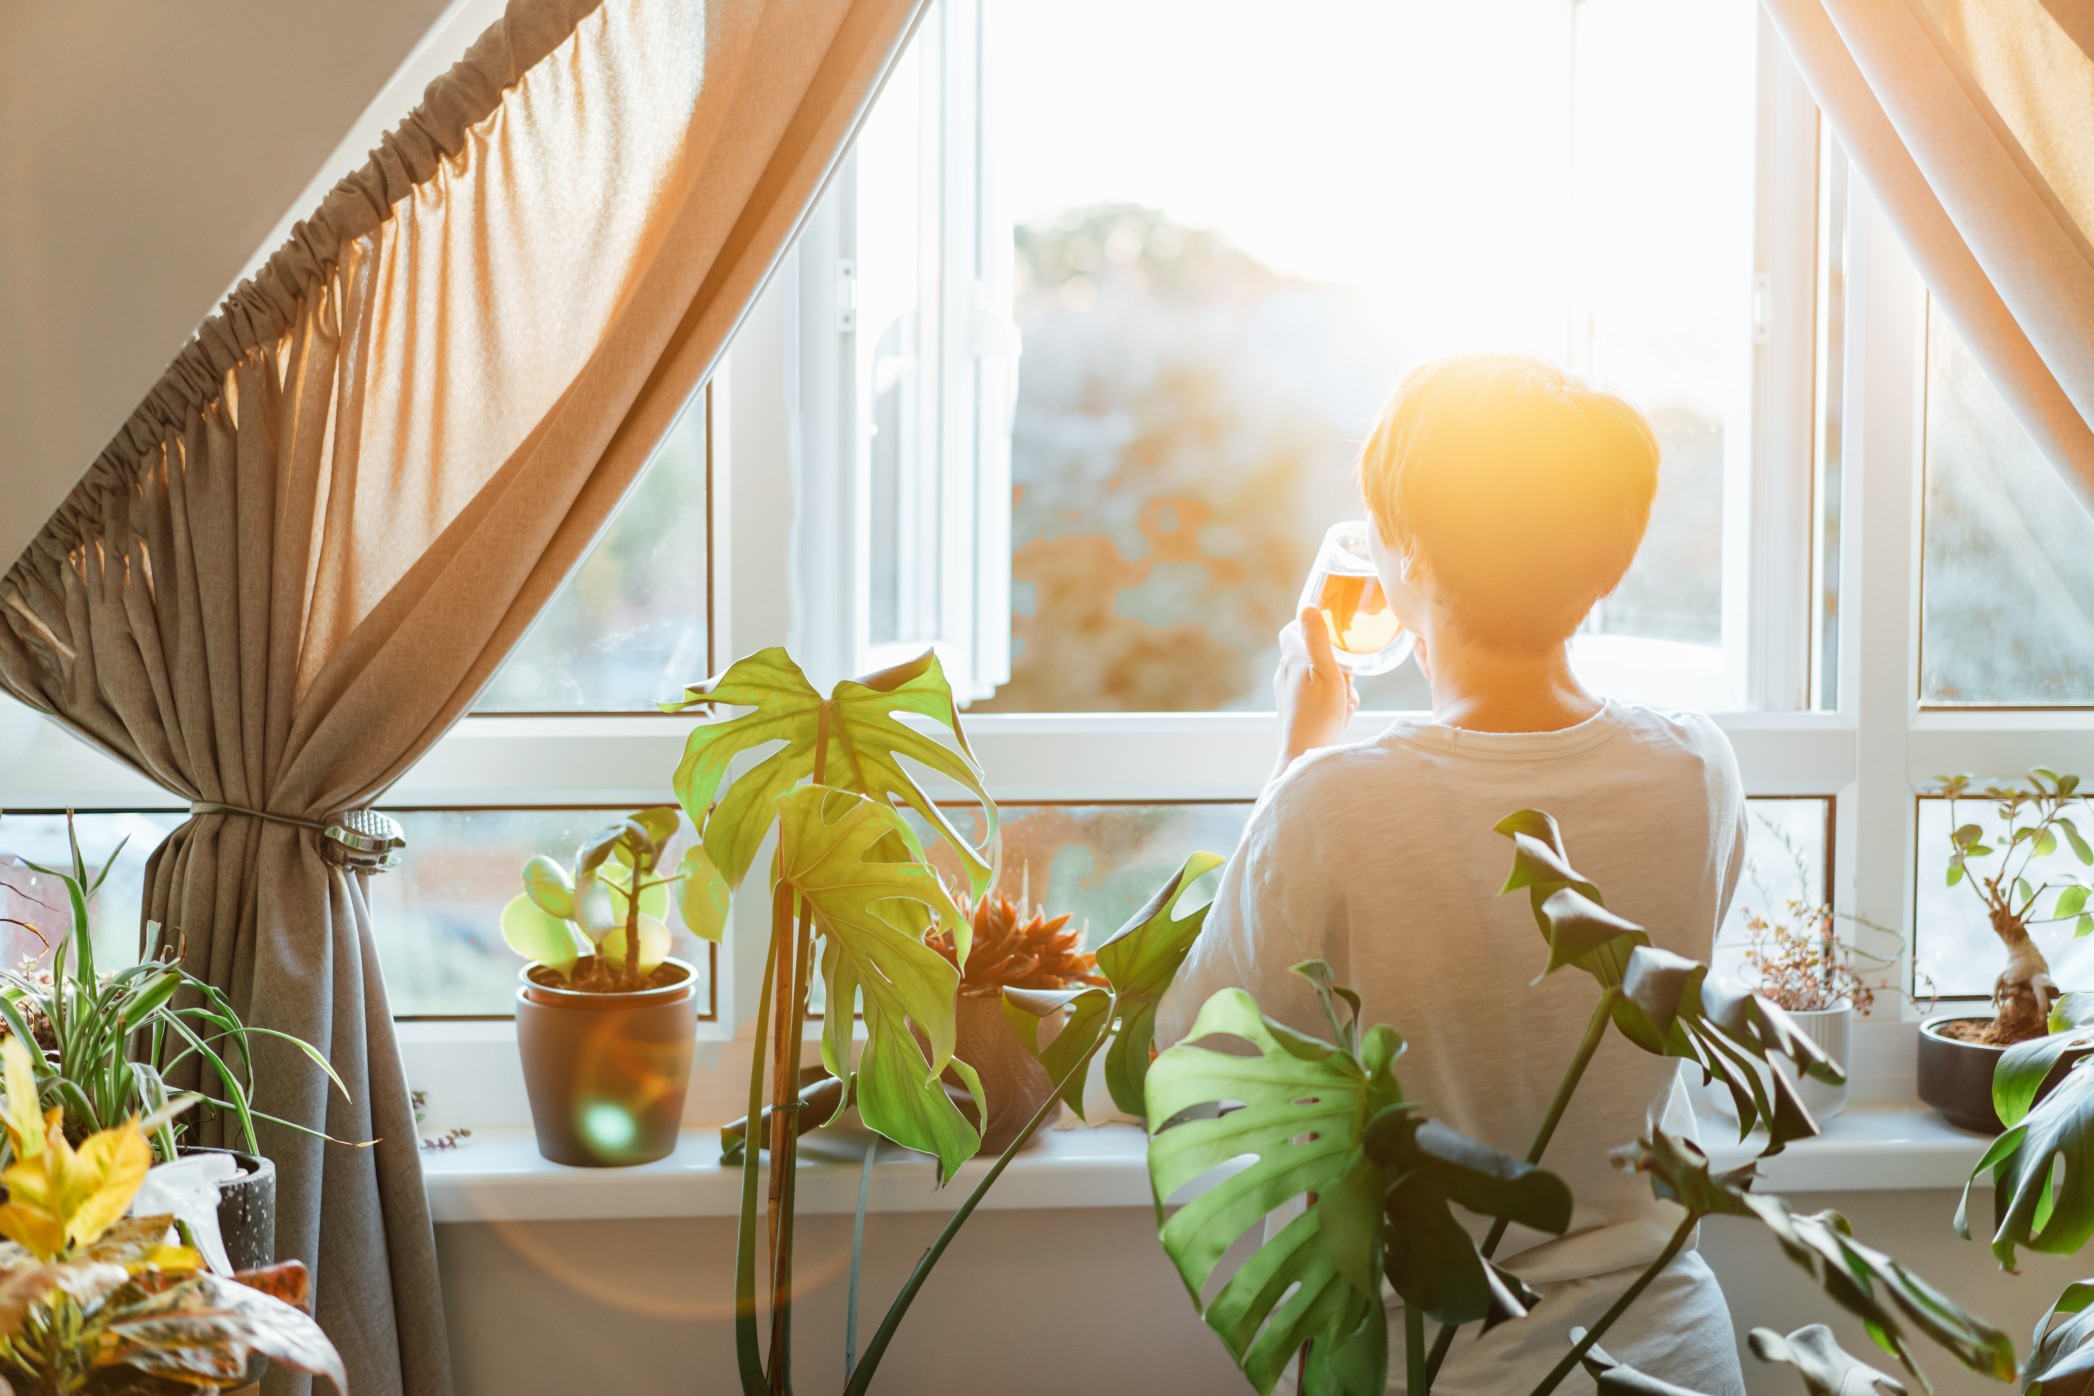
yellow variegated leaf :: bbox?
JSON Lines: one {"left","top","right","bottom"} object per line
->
{"left": 1, "top": 1035, "right": 45, "bottom": 1158}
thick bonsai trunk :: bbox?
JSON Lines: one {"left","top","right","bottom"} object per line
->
{"left": 1986, "top": 905, "right": 2059, "bottom": 1046}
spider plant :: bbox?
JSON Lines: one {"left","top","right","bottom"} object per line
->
{"left": 0, "top": 814, "right": 346, "bottom": 1164}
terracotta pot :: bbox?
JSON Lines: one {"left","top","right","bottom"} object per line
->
{"left": 948, "top": 995, "right": 1059, "bottom": 1154}
{"left": 1918, "top": 1012, "right": 2089, "bottom": 1134}
{"left": 516, "top": 958, "right": 699, "bottom": 1166}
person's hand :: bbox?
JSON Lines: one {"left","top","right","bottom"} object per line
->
{"left": 1273, "top": 605, "right": 1358, "bottom": 776}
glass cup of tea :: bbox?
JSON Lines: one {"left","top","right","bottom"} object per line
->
{"left": 1297, "top": 521, "right": 1414, "bottom": 677}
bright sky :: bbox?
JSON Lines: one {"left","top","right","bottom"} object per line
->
{"left": 991, "top": 0, "right": 1758, "bottom": 412}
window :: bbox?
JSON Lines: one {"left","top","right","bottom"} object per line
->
{"left": 10, "top": 0, "right": 2091, "bottom": 1108}
{"left": 0, "top": 811, "right": 183, "bottom": 967}
{"left": 474, "top": 406, "right": 711, "bottom": 713}
{"left": 800, "top": 0, "right": 1789, "bottom": 716}
{"left": 1919, "top": 307, "right": 2094, "bottom": 707}
{"left": 366, "top": 808, "right": 718, "bottom": 1019}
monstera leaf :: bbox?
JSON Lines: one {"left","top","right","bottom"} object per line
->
{"left": 1962, "top": 1057, "right": 2094, "bottom": 1268}
{"left": 1577, "top": 1335, "right": 1717, "bottom": 1394}
{"left": 1750, "top": 1325, "right": 1908, "bottom": 1395}
{"left": 1498, "top": 810, "right": 1839, "bottom": 1153}
{"left": 1622, "top": 1131, "right": 2016, "bottom": 1388}
{"left": 2025, "top": 1280, "right": 2094, "bottom": 1395}
{"left": 1145, "top": 967, "right": 1569, "bottom": 1396}
{"left": 665, "top": 648, "right": 997, "bottom": 895}
{"left": 1089, "top": 850, "right": 1225, "bottom": 1118}
{"left": 771, "top": 785, "right": 982, "bottom": 1181}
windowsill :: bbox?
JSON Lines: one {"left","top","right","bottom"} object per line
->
{"left": 421, "top": 1102, "right": 1997, "bottom": 1225}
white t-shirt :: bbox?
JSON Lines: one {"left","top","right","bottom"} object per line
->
{"left": 1156, "top": 700, "right": 1747, "bottom": 1289}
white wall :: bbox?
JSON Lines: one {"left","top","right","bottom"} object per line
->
{"left": 0, "top": 0, "right": 455, "bottom": 571}
{"left": 436, "top": 1189, "right": 2077, "bottom": 1394}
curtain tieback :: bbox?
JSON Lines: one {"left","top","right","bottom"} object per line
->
{"left": 189, "top": 802, "right": 407, "bottom": 873}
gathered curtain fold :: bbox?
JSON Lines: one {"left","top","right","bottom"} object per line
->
{"left": 1764, "top": 0, "right": 2094, "bottom": 509}
{"left": 0, "top": 1, "right": 925, "bottom": 1393}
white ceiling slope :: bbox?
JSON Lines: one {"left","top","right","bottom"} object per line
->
{"left": 0, "top": 0, "right": 500, "bottom": 573}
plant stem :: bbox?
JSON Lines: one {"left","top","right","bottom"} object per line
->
{"left": 1524, "top": 1213, "right": 1697, "bottom": 1396}
{"left": 764, "top": 881, "right": 803, "bottom": 1395}
{"left": 1426, "top": 989, "right": 1616, "bottom": 1383}
{"left": 763, "top": 701, "right": 832, "bottom": 1393}
{"left": 1405, "top": 1304, "right": 1427, "bottom": 1394}
{"left": 840, "top": 1027, "right": 1103, "bottom": 1396}
{"left": 734, "top": 927, "right": 779, "bottom": 1396}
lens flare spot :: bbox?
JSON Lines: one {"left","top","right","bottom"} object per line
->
{"left": 580, "top": 1101, "right": 638, "bottom": 1154}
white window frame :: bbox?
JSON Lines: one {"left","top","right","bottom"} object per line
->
{"left": 8, "top": 4, "right": 2085, "bottom": 1128}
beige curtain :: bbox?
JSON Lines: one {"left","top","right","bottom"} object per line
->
{"left": 0, "top": 1, "right": 924, "bottom": 1393}
{"left": 1764, "top": 0, "right": 2094, "bottom": 507}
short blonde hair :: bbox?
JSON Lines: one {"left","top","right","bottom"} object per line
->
{"left": 1358, "top": 353, "right": 1659, "bottom": 652}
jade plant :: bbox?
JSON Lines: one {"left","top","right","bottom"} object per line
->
{"left": 1143, "top": 811, "right": 2017, "bottom": 1395}
{"left": 663, "top": 647, "right": 1223, "bottom": 1396}
{"left": 499, "top": 808, "right": 728, "bottom": 992}
{"left": 1932, "top": 769, "right": 2094, "bottom": 1045}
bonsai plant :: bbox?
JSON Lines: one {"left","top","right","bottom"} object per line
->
{"left": 0, "top": 1036, "right": 346, "bottom": 1394}
{"left": 926, "top": 885, "right": 1103, "bottom": 1150}
{"left": 1920, "top": 770, "right": 2094, "bottom": 1130}
{"left": 0, "top": 816, "right": 347, "bottom": 1268}
{"left": 663, "top": 646, "right": 1224, "bottom": 1395}
{"left": 1141, "top": 810, "right": 2018, "bottom": 1395}
{"left": 499, "top": 807, "right": 727, "bottom": 1166}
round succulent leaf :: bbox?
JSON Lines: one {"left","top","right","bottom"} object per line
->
{"left": 520, "top": 856, "right": 575, "bottom": 919}
{"left": 600, "top": 915, "right": 672, "bottom": 974}
{"left": 500, "top": 895, "right": 582, "bottom": 977}
{"left": 572, "top": 876, "right": 621, "bottom": 937}
{"left": 677, "top": 844, "right": 730, "bottom": 943}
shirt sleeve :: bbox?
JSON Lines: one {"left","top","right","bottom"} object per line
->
{"left": 1154, "top": 773, "right": 1332, "bottom": 1049}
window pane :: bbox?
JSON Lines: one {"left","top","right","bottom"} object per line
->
{"left": 1920, "top": 306, "right": 2094, "bottom": 705}
{"left": 981, "top": 0, "right": 1755, "bottom": 714}
{"left": 1914, "top": 791, "right": 2094, "bottom": 999}
{"left": 472, "top": 408, "right": 709, "bottom": 713}
{"left": 367, "top": 808, "right": 717, "bottom": 1018}
{"left": 920, "top": 803, "right": 1245, "bottom": 940}
{"left": 0, "top": 812, "right": 184, "bottom": 969}
{"left": 1717, "top": 798, "right": 1833, "bottom": 981}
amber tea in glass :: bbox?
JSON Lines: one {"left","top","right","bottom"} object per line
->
{"left": 1297, "top": 521, "right": 1414, "bottom": 676}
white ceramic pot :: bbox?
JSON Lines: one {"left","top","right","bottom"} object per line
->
{"left": 1704, "top": 1001, "right": 1851, "bottom": 1124}
{"left": 1778, "top": 1002, "right": 1852, "bottom": 1122}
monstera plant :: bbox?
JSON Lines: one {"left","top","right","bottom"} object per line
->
{"left": 1145, "top": 810, "right": 2016, "bottom": 1396}
{"left": 664, "top": 647, "right": 1225, "bottom": 1396}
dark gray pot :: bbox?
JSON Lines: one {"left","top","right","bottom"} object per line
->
{"left": 516, "top": 957, "right": 698, "bottom": 1167}
{"left": 183, "top": 1146, "right": 276, "bottom": 1272}
{"left": 1917, "top": 1014, "right": 2088, "bottom": 1134}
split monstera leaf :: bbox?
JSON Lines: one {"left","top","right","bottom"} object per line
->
{"left": 500, "top": 806, "right": 728, "bottom": 990}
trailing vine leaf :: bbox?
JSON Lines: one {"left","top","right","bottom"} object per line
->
{"left": 1749, "top": 1324, "right": 1908, "bottom": 1395}
{"left": 1622, "top": 1131, "right": 2017, "bottom": 1387}
{"left": 1497, "top": 812, "right": 1838, "bottom": 1153}
{"left": 665, "top": 647, "right": 997, "bottom": 895}
{"left": 2025, "top": 1280, "right": 2094, "bottom": 1395}
{"left": 771, "top": 785, "right": 981, "bottom": 1181}
{"left": 1960, "top": 1059, "right": 2094, "bottom": 1268}
{"left": 1091, "top": 850, "right": 1225, "bottom": 1118}
{"left": 1577, "top": 1335, "right": 1717, "bottom": 1394}
{"left": 1145, "top": 968, "right": 1570, "bottom": 1395}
